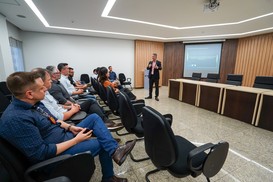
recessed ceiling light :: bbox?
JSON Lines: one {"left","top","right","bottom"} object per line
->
{"left": 17, "top": 15, "right": 26, "bottom": 18}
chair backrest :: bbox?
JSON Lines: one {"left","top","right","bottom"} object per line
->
{"left": 106, "top": 86, "right": 119, "bottom": 115}
{"left": 226, "top": 74, "right": 243, "bottom": 86}
{"left": 191, "top": 72, "right": 202, "bottom": 81}
{"left": 80, "top": 74, "right": 90, "bottom": 84}
{"left": 0, "top": 91, "right": 11, "bottom": 117}
{"left": 253, "top": 76, "right": 273, "bottom": 90}
{"left": 0, "top": 137, "right": 30, "bottom": 181}
{"left": 97, "top": 82, "right": 108, "bottom": 104}
{"left": 90, "top": 77, "right": 99, "bottom": 93}
{"left": 206, "top": 73, "right": 219, "bottom": 83}
{"left": 0, "top": 82, "right": 12, "bottom": 101}
{"left": 118, "top": 91, "right": 138, "bottom": 133}
{"left": 118, "top": 73, "right": 126, "bottom": 84}
{"left": 142, "top": 106, "right": 178, "bottom": 168}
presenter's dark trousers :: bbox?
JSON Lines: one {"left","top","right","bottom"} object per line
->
{"left": 149, "top": 75, "right": 159, "bottom": 98}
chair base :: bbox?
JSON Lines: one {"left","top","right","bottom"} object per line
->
{"left": 145, "top": 168, "right": 161, "bottom": 182}
{"left": 116, "top": 130, "right": 131, "bottom": 136}
{"left": 126, "top": 138, "right": 150, "bottom": 162}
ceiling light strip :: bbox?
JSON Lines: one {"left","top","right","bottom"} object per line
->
{"left": 101, "top": 0, "right": 116, "bottom": 17}
{"left": 102, "top": 0, "right": 273, "bottom": 30}
{"left": 49, "top": 26, "right": 165, "bottom": 40}
{"left": 24, "top": 0, "right": 49, "bottom": 27}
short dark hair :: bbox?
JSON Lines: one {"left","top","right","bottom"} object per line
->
{"left": 108, "top": 66, "right": 112, "bottom": 69}
{"left": 57, "top": 63, "right": 68, "bottom": 71}
{"left": 31, "top": 68, "right": 49, "bottom": 82}
{"left": 68, "top": 67, "right": 74, "bottom": 71}
{"left": 6, "top": 72, "right": 41, "bottom": 98}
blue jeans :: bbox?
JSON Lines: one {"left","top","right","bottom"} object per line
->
{"left": 62, "top": 114, "right": 118, "bottom": 179}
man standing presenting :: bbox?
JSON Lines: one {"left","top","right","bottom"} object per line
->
{"left": 145, "top": 53, "right": 162, "bottom": 101}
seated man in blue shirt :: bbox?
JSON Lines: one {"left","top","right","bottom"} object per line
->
{"left": 0, "top": 71, "right": 136, "bottom": 182}
{"left": 108, "top": 66, "right": 117, "bottom": 82}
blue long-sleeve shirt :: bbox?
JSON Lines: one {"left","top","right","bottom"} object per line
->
{"left": 0, "top": 98, "right": 72, "bottom": 164}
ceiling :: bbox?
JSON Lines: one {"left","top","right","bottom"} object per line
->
{"left": 1, "top": 0, "right": 273, "bottom": 42}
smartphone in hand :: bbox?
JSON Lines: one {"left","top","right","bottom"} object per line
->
{"left": 83, "top": 128, "right": 91, "bottom": 134}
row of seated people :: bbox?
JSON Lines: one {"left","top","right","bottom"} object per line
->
{"left": 191, "top": 72, "right": 273, "bottom": 89}
{"left": 0, "top": 66, "right": 230, "bottom": 181}
{"left": 0, "top": 64, "right": 139, "bottom": 182}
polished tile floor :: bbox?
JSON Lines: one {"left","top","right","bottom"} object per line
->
{"left": 91, "top": 86, "right": 273, "bottom": 182}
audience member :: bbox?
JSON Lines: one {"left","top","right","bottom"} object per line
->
{"left": 91, "top": 68, "right": 98, "bottom": 79}
{"left": 108, "top": 66, "right": 117, "bottom": 82}
{"left": 0, "top": 71, "right": 136, "bottom": 182}
{"left": 58, "top": 63, "right": 95, "bottom": 100}
{"left": 68, "top": 67, "right": 88, "bottom": 90}
{"left": 99, "top": 67, "right": 136, "bottom": 100}
{"left": 46, "top": 66, "right": 122, "bottom": 130}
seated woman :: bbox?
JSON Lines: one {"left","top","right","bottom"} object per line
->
{"left": 99, "top": 67, "right": 136, "bottom": 100}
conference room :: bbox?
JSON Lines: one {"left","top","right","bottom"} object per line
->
{"left": 1, "top": 0, "right": 273, "bottom": 181}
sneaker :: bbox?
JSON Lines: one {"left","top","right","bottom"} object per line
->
{"left": 155, "top": 97, "right": 159, "bottom": 101}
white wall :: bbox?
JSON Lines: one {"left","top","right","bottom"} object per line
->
{"left": 0, "top": 16, "right": 15, "bottom": 81}
{"left": 22, "top": 32, "right": 135, "bottom": 86}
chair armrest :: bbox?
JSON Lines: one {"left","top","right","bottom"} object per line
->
{"left": 25, "top": 152, "right": 95, "bottom": 182}
{"left": 187, "top": 143, "right": 214, "bottom": 174}
{"left": 132, "top": 102, "right": 145, "bottom": 115}
{"left": 25, "top": 154, "right": 72, "bottom": 182}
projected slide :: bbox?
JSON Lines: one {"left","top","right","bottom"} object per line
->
{"left": 184, "top": 43, "right": 222, "bottom": 77}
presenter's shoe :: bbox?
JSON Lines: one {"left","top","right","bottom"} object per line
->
{"left": 112, "top": 139, "right": 136, "bottom": 166}
{"left": 155, "top": 97, "right": 159, "bottom": 101}
{"left": 145, "top": 96, "right": 152, "bottom": 99}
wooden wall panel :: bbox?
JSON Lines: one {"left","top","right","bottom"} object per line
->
{"left": 219, "top": 39, "right": 238, "bottom": 83}
{"left": 235, "top": 33, "right": 273, "bottom": 86}
{"left": 162, "top": 42, "right": 184, "bottom": 86}
{"left": 134, "top": 40, "right": 164, "bottom": 88}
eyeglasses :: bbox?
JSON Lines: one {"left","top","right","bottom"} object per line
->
{"left": 53, "top": 72, "right": 60, "bottom": 75}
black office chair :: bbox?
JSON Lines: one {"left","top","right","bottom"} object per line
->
{"left": 0, "top": 82, "right": 12, "bottom": 101}
{"left": 118, "top": 92, "right": 172, "bottom": 162}
{"left": 0, "top": 137, "right": 95, "bottom": 182}
{"left": 106, "top": 86, "right": 145, "bottom": 117}
{"left": 0, "top": 91, "right": 10, "bottom": 117}
{"left": 117, "top": 91, "right": 149, "bottom": 162}
{"left": 191, "top": 72, "right": 202, "bottom": 81}
{"left": 206, "top": 73, "right": 219, "bottom": 83}
{"left": 80, "top": 74, "right": 90, "bottom": 84}
{"left": 253, "top": 76, "right": 273, "bottom": 90}
{"left": 118, "top": 73, "right": 133, "bottom": 90}
{"left": 142, "top": 106, "right": 229, "bottom": 182}
{"left": 226, "top": 74, "right": 243, "bottom": 86}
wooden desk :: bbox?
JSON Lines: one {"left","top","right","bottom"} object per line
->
{"left": 168, "top": 79, "right": 200, "bottom": 105}
{"left": 221, "top": 86, "right": 269, "bottom": 125}
{"left": 169, "top": 79, "right": 182, "bottom": 101}
{"left": 180, "top": 79, "right": 200, "bottom": 106}
{"left": 255, "top": 91, "right": 273, "bottom": 131}
{"left": 197, "top": 82, "right": 234, "bottom": 113}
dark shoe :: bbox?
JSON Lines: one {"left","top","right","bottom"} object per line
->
{"left": 112, "top": 139, "right": 136, "bottom": 166}
{"left": 104, "top": 119, "right": 123, "bottom": 131}
{"left": 145, "top": 96, "right": 152, "bottom": 99}
{"left": 114, "top": 137, "right": 121, "bottom": 143}
{"left": 101, "top": 175, "right": 128, "bottom": 182}
{"left": 155, "top": 97, "right": 159, "bottom": 101}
